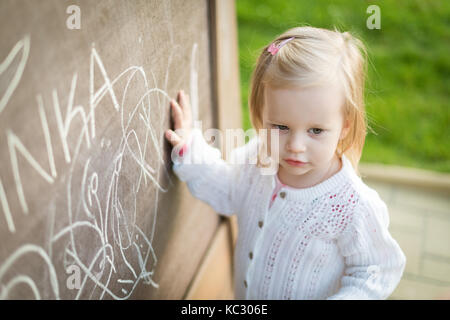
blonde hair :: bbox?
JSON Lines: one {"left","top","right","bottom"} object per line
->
{"left": 249, "top": 26, "right": 369, "bottom": 176}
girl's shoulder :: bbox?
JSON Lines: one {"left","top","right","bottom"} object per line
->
{"left": 349, "top": 173, "right": 387, "bottom": 210}
{"left": 337, "top": 156, "right": 387, "bottom": 209}
{"left": 341, "top": 172, "right": 391, "bottom": 230}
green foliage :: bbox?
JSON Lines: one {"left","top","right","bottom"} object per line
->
{"left": 237, "top": 0, "right": 450, "bottom": 172}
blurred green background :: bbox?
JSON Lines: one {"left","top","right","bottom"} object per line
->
{"left": 236, "top": 0, "right": 450, "bottom": 173}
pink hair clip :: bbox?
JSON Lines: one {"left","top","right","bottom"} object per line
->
{"left": 267, "top": 37, "right": 295, "bottom": 55}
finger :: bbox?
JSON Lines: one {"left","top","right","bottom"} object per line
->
{"left": 165, "top": 129, "right": 182, "bottom": 147}
{"left": 170, "top": 99, "right": 184, "bottom": 130}
{"left": 177, "top": 90, "right": 183, "bottom": 104}
{"left": 177, "top": 90, "right": 187, "bottom": 107}
{"left": 179, "top": 91, "right": 192, "bottom": 120}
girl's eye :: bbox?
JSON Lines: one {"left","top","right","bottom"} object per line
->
{"left": 272, "top": 124, "right": 289, "bottom": 131}
{"left": 309, "top": 128, "right": 323, "bottom": 135}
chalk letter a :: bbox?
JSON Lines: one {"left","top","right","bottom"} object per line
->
{"left": 66, "top": 5, "right": 81, "bottom": 30}
{"left": 366, "top": 5, "right": 381, "bottom": 30}
{"left": 66, "top": 265, "right": 81, "bottom": 290}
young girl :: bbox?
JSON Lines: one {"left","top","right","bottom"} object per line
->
{"left": 164, "top": 26, "right": 406, "bottom": 300}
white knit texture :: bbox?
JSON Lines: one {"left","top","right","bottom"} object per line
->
{"left": 172, "top": 129, "right": 406, "bottom": 300}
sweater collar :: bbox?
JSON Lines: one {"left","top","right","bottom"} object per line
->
{"left": 268, "top": 154, "right": 356, "bottom": 201}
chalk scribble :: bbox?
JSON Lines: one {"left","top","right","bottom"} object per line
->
{"left": 0, "top": 33, "right": 200, "bottom": 299}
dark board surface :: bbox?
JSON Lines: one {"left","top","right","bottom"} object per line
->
{"left": 0, "top": 0, "right": 220, "bottom": 299}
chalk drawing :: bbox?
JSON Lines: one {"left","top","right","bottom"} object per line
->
{"left": 0, "top": 32, "right": 200, "bottom": 299}
{"left": 7, "top": 129, "right": 56, "bottom": 214}
{"left": 0, "top": 35, "right": 30, "bottom": 115}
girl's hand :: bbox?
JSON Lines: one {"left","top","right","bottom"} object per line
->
{"left": 164, "top": 90, "right": 192, "bottom": 148}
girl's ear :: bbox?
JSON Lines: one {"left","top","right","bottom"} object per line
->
{"left": 340, "top": 118, "right": 350, "bottom": 140}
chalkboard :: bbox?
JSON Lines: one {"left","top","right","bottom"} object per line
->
{"left": 0, "top": 0, "right": 225, "bottom": 299}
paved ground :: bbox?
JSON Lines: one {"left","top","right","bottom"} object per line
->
{"left": 363, "top": 177, "right": 450, "bottom": 300}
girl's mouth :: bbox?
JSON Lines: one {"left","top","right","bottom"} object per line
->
{"left": 284, "top": 159, "right": 308, "bottom": 167}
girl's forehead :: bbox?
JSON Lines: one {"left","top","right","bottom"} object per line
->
{"left": 263, "top": 84, "right": 345, "bottom": 123}
{"left": 264, "top": 83, "right": 343, "bottom": 104}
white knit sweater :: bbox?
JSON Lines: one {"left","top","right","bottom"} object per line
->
{"left": 172, "top": 128, "right": 406, "bottom": 300}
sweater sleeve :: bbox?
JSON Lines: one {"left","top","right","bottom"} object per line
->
{"left": 171, "top": 128, "right": 244, "bottom": 217}
{"left": 327, "top": 197, "right": 406, "bottom": 300}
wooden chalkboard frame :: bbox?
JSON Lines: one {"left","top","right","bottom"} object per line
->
{"left": 184, "top": 0, "right": 242, "bottom": 299}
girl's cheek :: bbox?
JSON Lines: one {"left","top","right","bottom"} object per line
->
{"left": 265, "top": 131, "right": 280, "bottom": 155}
{"left": 313, "top": 139, "right": 334, "bottom": 158}
{"left": 273, "top": 136, "right": 286, "bottom": 155}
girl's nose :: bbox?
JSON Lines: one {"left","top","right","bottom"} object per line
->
{"left": 286, "top": 132, "right": 306, "bottom": 153}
